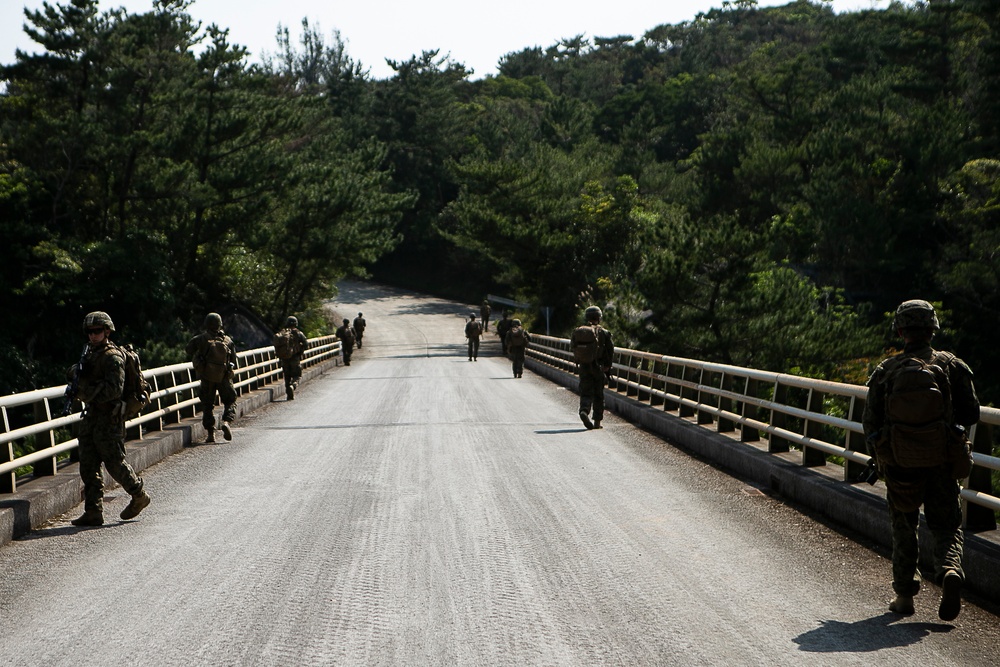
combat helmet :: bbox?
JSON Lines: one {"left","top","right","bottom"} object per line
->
{"left": 892, "top": 300, "right": 940, "bottom": 331}
{"left": 286, "top": 316, "right": 298, "bottom": 328}
{"left": 584, "top": 306, "right": 602, "bottom": 322}
{"left": 83, "top": 311, "right": 114, "bottom": 332}
{"left": 204, "top": 312, "right": 223, "bottom": 332}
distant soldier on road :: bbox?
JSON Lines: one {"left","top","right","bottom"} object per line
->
{"left": 495, "top": 311, "right": 512, "bottom": 355}
{"left": 480, "top": 299, "right": 492, "bottom": 332}
{"left": 505, "top": 318, "right": 531, "bottom": 378}
{"left": 570, "top": 306, "right": 614, "bottom": 430}
{"left": 67, "top": 311, "right": 150, "bottom": 526}
{"left": 274, "top": 316, "right": 308, "bottom": 400}
{"left": 353, "top": 312, "right": 367, "bottom": 349}
{"left": 186, "top": 312, "right": 238, "bottom": 443}
{"left": 336, "top": 318, "right": 356, "bottom": 366}
{"left": 863, "top": 299, "right": 979, "bottom": 621}
{"left": 465, "top": 313, "right": 483, "bottom": 361}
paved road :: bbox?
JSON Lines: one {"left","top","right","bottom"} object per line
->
{"left": 2, "top": 283, "right": 999, "bottom": 666}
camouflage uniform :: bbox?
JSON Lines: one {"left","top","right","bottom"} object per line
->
{"left": 570, "top": 307, "right": 614, "bottom": 429}
{"left": 495, "top": 313, "right": 512, "bottom": 355}
{"left": 465, "top": 314, "right": 482, "bottom": 361}
{"left": 505, "top": 319, "right": 531, "bottom": 378}
{"left": 186, "top": 313, "right": 238, "bottom": 441}
{"left": 336, "top": 319, "right": 356, "bottom": 365}
{"left": 279, "top": 316, "right": 309, "bottom": 397}
{"left": 353, "top": 313, "right": 366, "bottom": 349}
{"left": 862, "top": 300, "right": 979, "bottom": 619}
{"left": 480, "top": 300, "right": 492, "bottom": 332}
{"left": 71, "top": 312, "right": 149, "bottom": 525}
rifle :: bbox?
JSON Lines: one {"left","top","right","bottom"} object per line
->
{"left": 62, "top": 344, "right": 89, "bottom": 416}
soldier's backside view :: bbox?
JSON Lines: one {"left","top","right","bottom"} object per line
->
{"left": 570, "top": 306, "right": 614, "bottom": 430}
{"left": 465, "top": 313, "right": 483, "bottom": 361}
{"left": 274, "top": 316, "right": 308, "bottom": 400}
{"left": 353, "top": 312, "right": 367, "bottom": 349}
{"left": 186, "top": 312, "right": 238, "bottom": 443}
{"left": 68, "top": 311, "right": 150, "bottom": 526}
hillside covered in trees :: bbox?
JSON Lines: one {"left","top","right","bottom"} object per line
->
{"left": 2, "top": 0, "right": 998, "bottom": 403}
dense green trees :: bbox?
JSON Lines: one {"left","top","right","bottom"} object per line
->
{"left": 3, "top": 0, "right": 999, "bottom": 402}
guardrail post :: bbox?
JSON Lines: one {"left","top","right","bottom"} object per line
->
{"left": 717, "top": 372, "right": 735, "bottom": 433}
{"left": 31, "top": 400, "right": 58, "bottom": 477}
{"left": 649, "top": 359, "right": 665, "bottom": 407}
{"left": 802, "top": 388, "right": 827, "bottom": 467}
{"left": 696, "top": 368, "right": 714, "bottom": 426}
{"left": 663, "top": 362, "right": 680, "bottom": 412}
{"left": 1, "top": 438, "right": 14, "bottom": 493}
{"left": 679, "top": 366, "right": 698, "bottom": 418}
{"left": 844, "top": 395, "right": 868, "bottom": 482}
{"left": 740, "top": 377, "right": 760, "bottom": 442}
{"left": 965, "top": 423, "right": 998, "bottom": 532}
{"left": 768, "top": 382, "right": 790, "bottom": 453}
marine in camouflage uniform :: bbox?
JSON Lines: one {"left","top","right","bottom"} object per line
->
{"left": 336, "top": 318, "right": 356, "bottom": 366}
{"left": 495, "top": 311, "right": 512, "bottom": 355}
{"left": 570, "top": 306, "right": 614, "bottom": 430}
{"left": 464, "top": 313, "right": 482, "bottom": 361}
{"left": 862, "top": 299, "right": 979, "bottom": 621}
{"left": 279, "top": 316, "right": 309, "bottom": 400}
{"left": 353, "top": 313, "right": 366, "bottom": 349}
{"left": 69, "top": 312, "right": 150, "bottom": 526}
{"left": 505, "top": 318, "right": 531, "bottom": 378}
{"left": 185, "top": 313, "right": 238, "bottom": 443}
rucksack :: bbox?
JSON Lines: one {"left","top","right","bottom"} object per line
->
{"left": 572, "top": 325, "right": 603, "bottom": 364}
{"left": 508, "top": 326, "right": 527, "bottom": 348}
{"left": 465, "top": 321, "right": 482, "bottom": 338}
{"left": 196, "top": 335, "right": 231, "bottom": 383}
{"left": 273, "top": 328, "right": 302, "bottom": 360}
{"left": 883, "top": 352, "right": 955, "bottom": 468}
{"left": 339, "top": 326, "right": 356, "bottom": 344}
{"left": 119, "top": 343, "right": 151, "bottom": 420}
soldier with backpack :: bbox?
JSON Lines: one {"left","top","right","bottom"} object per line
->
{"left": 186, "top": 312, "right": 238, "bottom": 443}
{"left": 505, "top": 318, "right": 531, "bottom": 378}
{"left": 863, "top": 299, "right": 980, "bottom": 621}
{"left": 336, "top": 318, "right": 356, "bottom": 365}
{"left": 495, "top": 311, "right": 513, "bottom": 355}
{"left": 274, "top": 316, "right": 308, "bottom": 400}
{"left": 66, "top": 312, "right": 150, "bottom": 526}
{"left": 570, "top": 306, "right": 614, "bottom": 429}
{"left": 464, "top": 313, "right": 483, "bottom": 361}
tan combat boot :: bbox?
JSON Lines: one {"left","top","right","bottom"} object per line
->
{"left": 889, "top": 595, "right": 915, "bottom": 615}
{"left": 120, "top": 491, "right": 151, "bottom": 520}
{"left": 205, "top": 428, "right": 216, "bottom": 443}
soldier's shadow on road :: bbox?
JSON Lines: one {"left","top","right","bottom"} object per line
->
{"left": 793, "top": 612, "right": 953, "bottom": 652}
{"left": 535, "top": 428, "right": 590, "bottom": 434}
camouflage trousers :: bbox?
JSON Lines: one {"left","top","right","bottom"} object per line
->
{"left": 78, "top": 410, "right": 143, "bottom": 515}
{"left": 467, "top": 338, "right": 479, "bottom": 360}
{"left": 281, "top": 358, "right": 303, "bottom": 388}
{"left": 885, "top": 465, "right": 964, "bottom": 596}
{"left": 198, "top": 379, "right": 237, "bottom": 429}
{"left": 578, "top": 364, "right": 607, "bottom": 422}
{"left": 510, "top": 347, "right": 526, "bottom": 376}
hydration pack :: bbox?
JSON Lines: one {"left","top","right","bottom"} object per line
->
{"left": 119, "top": 343, "right": 151, "bottom": 419}
{"left": 572, "top": 325, "right": 603, "bottom": 364}
{"left": 196, "top": 335, "right": 231, "bottom": 383}
{"left": 273, "top": 328, "right": 302, "bottom": 360}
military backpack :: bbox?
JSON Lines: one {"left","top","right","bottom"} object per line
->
{"left": 273, "top": 328, "right": 302, "bottom": 360}
{"left": 119, "top": 343, "right": 151, "bottom": 420}
{"left": 883, "top": 352, "right": 955, "bottom": 468}
{"left": 572, "top": 325, "right": 603, "bottom": 364}
{"left": 196, "top": 335, "right": 231, "bottom": 383}
{"left": 508, "top": 326, "right": 527, "bottom": 348}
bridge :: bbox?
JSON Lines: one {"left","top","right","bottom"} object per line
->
{"left": 2, "top": 282, "right": 999, "bottom": 665}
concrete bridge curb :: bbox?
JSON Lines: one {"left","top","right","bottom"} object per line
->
{"left": 525, "top": 357, "right": 1000, "bottom": 605}
{"left": 0, "top": 359, "right": 336, "bottom": 547}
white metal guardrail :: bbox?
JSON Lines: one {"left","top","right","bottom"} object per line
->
{"left": 527, "top": 334, "right": 1000, "bottom": 530}
{"left": 0, "top": 336, "right": 341, "bottom": 493}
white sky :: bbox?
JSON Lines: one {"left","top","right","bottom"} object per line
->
{"left": 2, "top": 1, "right": 895, "bottom": 80}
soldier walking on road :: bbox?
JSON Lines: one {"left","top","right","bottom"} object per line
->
{"left": 480, "top": 299, "right": 492, "bottom": 332}
{"left": 863, "top": 299, "right": 979, "bottom": 621}
{"left": 465, "top": 313, "right": 483, "bottom": 361}
{"left": 336, "top": 318, "right": 356, "bottom": 365}
{"left": 495, "top": 311, "right": 512, "bottom": 355}
{"left": 68, "top": 312, "right": 150, "bottom": 526}
{"left": 505, "top": 318, "right": 531, "bottom": 378}
{"left": 186, "top": 313, "right": 238, "bottom": 443}
{"left": 274, "top": 316, "right": 308, "bottom": 400}
{"left": 353, "top": 312, "right": 367, "bottom": 349}
{"left": 570, "top": 306, "right": 614, "bottom": 430}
